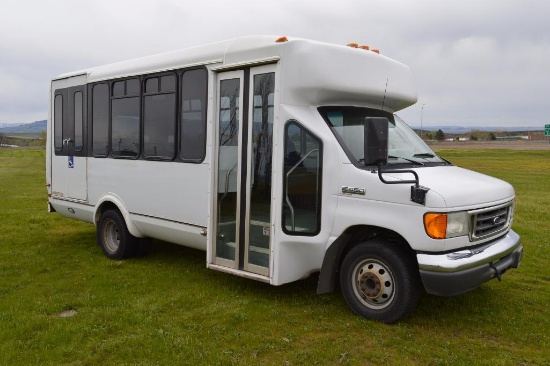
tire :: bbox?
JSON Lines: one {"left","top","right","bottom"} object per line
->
{"left": 97, "top": 209, "right": 137, "bottom": 259}
{"left": 339, "top": 240, "right": 420, "bottom": 323}
{"left": 135, "top": 238, "right": 153, "bottom": 257}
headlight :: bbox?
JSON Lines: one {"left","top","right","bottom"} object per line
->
{"left": 424, "top": 212, "right": 469, "bottom": 239}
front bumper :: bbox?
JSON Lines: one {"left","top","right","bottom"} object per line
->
{"left": 417, "top": 230, "right": 522, "bottom": 296}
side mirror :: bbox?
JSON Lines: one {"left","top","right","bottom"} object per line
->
{"left": 363, "top": 117, "right": 388, "bottom": 166}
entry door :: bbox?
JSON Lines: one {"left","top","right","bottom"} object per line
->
{"left": 51, "top": 77, "right": 88, "bottom": 201}
{"left": 213, "top": 66, "right": 276, "bottom": 276}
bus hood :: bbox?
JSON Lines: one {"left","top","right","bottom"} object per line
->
{"left": 413, "top": 166, "right": 515, "bottom": 208}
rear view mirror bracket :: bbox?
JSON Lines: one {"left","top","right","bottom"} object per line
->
{"left": 377, "top": 166, "right": 430, "bottom": 205}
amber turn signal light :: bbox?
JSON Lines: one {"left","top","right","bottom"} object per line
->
{"left": 424, "top": 213, "right": 447, "bottom": 239}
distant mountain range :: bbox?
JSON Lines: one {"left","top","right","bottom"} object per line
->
{"left": 0, "top": 120, "right": 47, "bottom": 134}
{"left": 0, "top": 120, "right": 544, "bottom": 135}
{"left": 411, "top": 126, "right": 544, "bottom": 134}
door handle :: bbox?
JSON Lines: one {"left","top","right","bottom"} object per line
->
{"left": 63, "top": 138, "right": 73, "bottom": 145}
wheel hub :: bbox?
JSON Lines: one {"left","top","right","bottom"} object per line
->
{"left": 104, "top": 220, "right": 120, "bottom": 253}
{"left": 359, "top": 271, "right": 382, "bottom": 298}
{"left": 355, "top": 261, "right": 395, "bottom": 307}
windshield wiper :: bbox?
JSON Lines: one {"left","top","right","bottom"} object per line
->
{"left": 358, "top": 156, "right": 425, "bottom": 166}
{"left": 413, "top": 152, "right": 452, "bottom": 165}
{"left": 388, "top": 155, "right": 424, "bottom": 166}
{"left": 413, "top": 153, "right": 436, "bottom": 158}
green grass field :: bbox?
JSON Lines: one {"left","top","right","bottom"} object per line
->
{"left": 0, "top": 148, "right": 548, "bottom": 365}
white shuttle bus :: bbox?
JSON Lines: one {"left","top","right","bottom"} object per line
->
{"left": 47, "top": 36, "right": 523, "bottom": 323}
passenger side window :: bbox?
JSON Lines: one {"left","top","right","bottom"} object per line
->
{"left": 143, "top": 74, "right": 176, "bottom": 159}
{"left": 54, "top": 94, "right": 63, "bottom": 152}
{"left": 111, "top": 78, "right": 140, "bottom": 158}
{"left": 92, "top": 83, "right": 109, "bottom": 156}
{"left": 181, "top": 69, "right": 207, "bottom": 162}
{"left": 283, "top": 121, "right": 323, "bottom": 235}
{"left": 74, "top": 91, "right": 83, "bottom": 152}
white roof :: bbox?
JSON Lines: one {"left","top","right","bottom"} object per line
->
{"left": 54, "top": 36, "right": 417, "bottom": 112}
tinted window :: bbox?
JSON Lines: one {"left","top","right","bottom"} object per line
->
{"left": 181, "top": 69, "right": 207, "bottom": 161}
{"left": 112, "top": 97, "right": 140, "bottom": 158}
{"left": 161, "top": 75, "right": 176, "bottom": 91}
{"left": 111, "top": 79, "right": 141, "bottom": 158}
{"left": 92, "top": 83, "right": 109, "bottom": 156}
{"left": 283, "top": 122, "right": 323, "bottom": 235}
{"left": 74, "top": 91, "right": 83, "bottom": 151}
{"left": 112, "top": 81, "right": 124, "bottom": 97}
{"left": 143, "top": 75, "right": 176, "bottom": 159}
{"left": 54, "top": 94, "right": 63, "bottom": 152}
{"left": 126, "top": 78, "right": 140, "bottom": 95}
{"left": 146, "top": 78, "right": 158, "bottom": 93}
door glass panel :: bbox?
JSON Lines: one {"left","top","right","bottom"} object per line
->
{"left": 247, "top": 73, "right": 274, "bottom": 268}
{"left": 216, "top": 78, "right": 240, "bottom": 262}
{"left": 283, "top": 122, "right": 323, "bottom": 235}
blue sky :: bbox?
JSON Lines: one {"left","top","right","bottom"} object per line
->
{"left": 1, "top": 0, "right": 548, "bottom": 127}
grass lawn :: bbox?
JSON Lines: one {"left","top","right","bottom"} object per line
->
{"left": 0, "top": 148, "right": 548, "bottom": 365}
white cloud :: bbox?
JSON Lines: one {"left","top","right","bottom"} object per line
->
{"left": 0, "top": 0, "right": 549, "bottom": 126}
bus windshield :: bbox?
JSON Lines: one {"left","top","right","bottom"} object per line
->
{"left": 319, "top": 106, "right": 446, "bottom": 166}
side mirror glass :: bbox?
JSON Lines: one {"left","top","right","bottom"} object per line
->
{"left": 363, "top": 117, "right": 389, "bottom": 166}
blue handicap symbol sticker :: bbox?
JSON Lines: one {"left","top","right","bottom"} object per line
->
{"left": 68, "top": 156, "right": 74, "bottom": 168}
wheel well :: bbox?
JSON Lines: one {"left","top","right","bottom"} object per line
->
{"left": 340, "top": 225, "right": 415, "bottom": 264}
{"left": 317, "top": 225, "right": 418, "bottom": 294}
{"left": 94, "top": 201, "right": 144, "bottom": 239}
{"left": 95, "top": 202, "right": 119, "bottom": 226}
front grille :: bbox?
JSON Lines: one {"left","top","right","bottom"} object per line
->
{"left": 469, "top": 201, "right": 513, "bottom": 241}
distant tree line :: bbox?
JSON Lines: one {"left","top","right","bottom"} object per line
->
{"left": 0, "top": 130, "right": 46, "bottom": 148}
{"left": 419, "top": 129, "right": 446, "bottom": 141}
{"left": 420, "top": 129, "right": 498, "bottom": 141}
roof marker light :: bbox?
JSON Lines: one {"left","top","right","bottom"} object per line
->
{"left": 276, "top": 36, "right": 288, "bottom": 43}
{"left": 347, "top": 43, "right": 359, "bottom": 48}
{"left": 371, "top": 49, "right": 380, "bottom": 54}
{"left": 360, "top": 45, "right": 370, "bottom": 50}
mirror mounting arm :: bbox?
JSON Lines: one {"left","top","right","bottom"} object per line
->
{"left": 377, "top": 165, "right": 430, "bottom": 205}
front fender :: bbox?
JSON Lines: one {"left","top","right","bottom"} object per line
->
{"left": 317, "top": 233, "right": 351, "bottom": 294}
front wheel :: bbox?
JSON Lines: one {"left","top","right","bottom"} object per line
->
{"left": 97, "top": 209, "right": 137, "bottom": 259}
{"left": 340, "top": 241, "right": 420, "bottom": 323}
